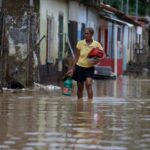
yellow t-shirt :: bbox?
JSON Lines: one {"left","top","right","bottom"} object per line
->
{"left": 76, "top": 39, "right": 103, "bottom": 68}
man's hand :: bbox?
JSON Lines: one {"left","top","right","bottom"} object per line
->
{"left": 66, "top": 68, "right": 74, "bottom": 77}
{"left": 88, "top": 57, "right": 100, "bottom": 65}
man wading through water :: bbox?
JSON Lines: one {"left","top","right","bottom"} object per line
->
{"left": 67, "top": 27, "right": 105, "bottom": 100}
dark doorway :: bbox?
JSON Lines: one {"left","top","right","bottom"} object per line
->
{"left": 58, "top": 14, "right": 64, "bottom": 59}
{"left": 104, "top": 29, "right": 108, "bottom": 55}
{"left": 68, "top": 21, "right": 77, "bottom": 53}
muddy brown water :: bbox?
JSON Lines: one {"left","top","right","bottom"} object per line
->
{"left": 0, "top": 75, "right": 150, "bottom": 150}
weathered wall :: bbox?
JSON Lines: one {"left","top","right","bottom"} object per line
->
{"left": 40, "top": 0, "right": 68, "bottom": 65}
{"left": 1, "top": 0, "right": 40, "bottom": 86}
{"left": 87, "top": 7, "right": 101, "bottom": 41}
{"left": 68, "top": 1, "right": 87, "bottom": 23}
{"left": 68, "top": 1, "right": 101, "bottom": 40}
{"left": 39, "top": 0, "right": 68, "bottom": 84}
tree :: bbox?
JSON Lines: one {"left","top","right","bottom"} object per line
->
{"left": 103, "top": 0, "right": 150, "bottom": 16}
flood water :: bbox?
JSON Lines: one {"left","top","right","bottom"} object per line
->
{"left": 0, "top": 75, "right": 150, "bottom": 150}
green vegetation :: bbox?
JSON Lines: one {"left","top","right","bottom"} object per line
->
{"left": 103, "top": 0, "right": 150, "bottom": 16}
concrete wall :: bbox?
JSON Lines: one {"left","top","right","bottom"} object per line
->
{"left": 0, "top": 0, "right": 40, "bottom": 86}
{"left": 68, "top": 1, "right": 86, "bottom": 41}
{"left": 68, "top": 1, "right": 87, "bottom": 23}
{"left": 40, "top": 0, "right": 68, "bottom": 65}
{"left": 123, "top": 26, "right": 129, "bottom": 71}
{"left": 127, "top": 27, "right": 136, "bottom": 62}
{"left": 68, "top": 1, "right": 101, "bottom": 41}
{"left": 87, "top": 7, "right": 100, "bottom": 41}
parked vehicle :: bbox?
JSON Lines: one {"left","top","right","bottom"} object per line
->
{"left": 94, "top": 66, "right": 116, "bottom": 79}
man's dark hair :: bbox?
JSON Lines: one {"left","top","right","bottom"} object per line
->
{"left": 85, "top": 27, "right": 94, "bottom": 35}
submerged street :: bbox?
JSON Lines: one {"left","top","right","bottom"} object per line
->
{"left": 0, "top": 75, "right": 150, "bottom": 150}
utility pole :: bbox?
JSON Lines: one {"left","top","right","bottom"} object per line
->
{"left": 26, "top": 0, "right": 34, "bottom": 86}
{"left": 0, "top": 0, "right": 2, "bottom": 85}
{"left": 0, "top": 0, "right": 5, "bottom": 85}
{"left": 0, "top": 0, "right": 3, "bottom": 56}
{"left": 0, "top": 0, "right": 2, "bottom": 91}
{"left": 135, "top": 0, "right": 138, "bottom": 20}
{"left": 0, "top": 0, "right": 1, "bottom": 7}
{"left": 146, "top": 0, "right": 149, "bottom": 16}
{"left": 121, "top": 0, "right": 124, "bottom": 12}
{"left": 126, "top": 0, "right": 129, "bottom": 15}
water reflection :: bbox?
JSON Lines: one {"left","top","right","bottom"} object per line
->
{"left": 66, "top": 100, "right": 105, "bottom": 143}
{"left": 0, "top": 76, "right": 150, "bottom": 150}
{"left": 94, "top": 76, "right": 150, "bottom": 98}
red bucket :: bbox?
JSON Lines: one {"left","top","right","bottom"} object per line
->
{"left": 88, "top": 47, "right": 105, "bottom": 59}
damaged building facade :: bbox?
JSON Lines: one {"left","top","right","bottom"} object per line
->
{"left": 0, "top": 0, "right": 40, "bottom": 87}
{"left": 0, "top": 0, "right": 150, "bottom": 87}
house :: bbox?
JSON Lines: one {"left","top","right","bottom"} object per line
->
{"left": 98, "top": 3, "right": 142, "bottom": 76}
{"left": 1, "top": 0, "right": 148, "bottom": 86}
{"left": 68, "top": 0, "right": 101, "bottom": 52}
{"left": 0, "top": 0, "right": 40, "bottom": 86}
{"left": 39, "top": 0, "right": 147, "bottom": 82}
{"left": 129, "top": 16, "right": 150, "bottom": 65}
{"left": 39, "top": 0, "right": 102, "bottom": 83}
{"left": 68, "top": 2, "right": 143, "bottom": 76}
{"left": 39, "top": 0, "right": 68, "bottom": 83}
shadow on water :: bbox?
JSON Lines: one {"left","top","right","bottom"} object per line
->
{"left": 0, "top": 75, "right": 150, "bottom": 150}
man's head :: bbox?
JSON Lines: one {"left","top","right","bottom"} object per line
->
{"left": 84, "top": 27, "right": 94, "bottom": 41}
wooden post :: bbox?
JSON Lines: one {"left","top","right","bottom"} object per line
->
{"left": 0, "top": 0, "right": 4, "bottom": 57}
{"left": 121, "top": 0, "right": 124, "bottom": 12}
{"left": 135, "top": 0, "right": 138, "bottom": 21}
{"left": 0, "top": 0, "right": 3, "bottom": 57}
{"left": 113, "top": 23, "right": 118, "bottom": 77}
{"left": 0, "top": 0, "right": 5, "bottom": 85}
{"left": 26, "top": 0, "right": 34, "bottom": 86}
{"left": 126, "top": 0, "right": 129, "bottom": 15}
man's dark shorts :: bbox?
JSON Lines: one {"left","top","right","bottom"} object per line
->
{"left": 72, "top": 65, "right": 94, "bottom": 82}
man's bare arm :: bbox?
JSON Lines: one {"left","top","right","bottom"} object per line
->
{"left": 67, "top": 48, "right": 80, "bottom": 76}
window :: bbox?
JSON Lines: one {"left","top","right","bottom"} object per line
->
{"left": 47, "top": 16, "right": 53, "bottom": 63}
{"left": 117, "top": 27, "right": 121, "bottom": 41}
{"left": 58, "top": 14, "right": 64, "bottom": 59}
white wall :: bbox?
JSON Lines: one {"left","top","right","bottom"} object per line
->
{"left": 114, "top": 23, "right": 118, "bottom": 76}
{"left": 68, "top": 1, "right": 87, "bottom": 23}
{"left": 123, "top": 26, "right": 129, "bottom": 70}
{"left": 68, "top": 1, "right": 101, "bottom": 41}
{"left": 87, "top": 7, "right": 100, "bottom": 41}
{"left": 40, "top": 0, "right": 68, "bottom": 64}
{"left": 128, "top": 27, "right": 136, "bottom": 62}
